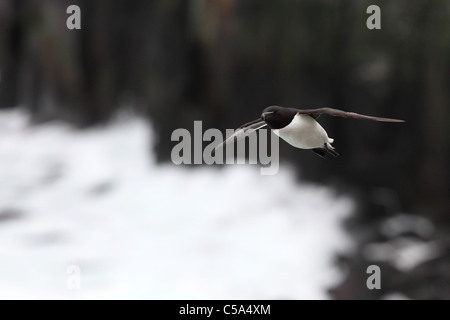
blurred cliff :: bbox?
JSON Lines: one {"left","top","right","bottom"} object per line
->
{"left": 0, "top": 0, "right": 449, "bottom": 299}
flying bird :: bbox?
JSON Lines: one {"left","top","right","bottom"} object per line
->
{"left": 216, "top": 106, "right": 404, "bottom": 158}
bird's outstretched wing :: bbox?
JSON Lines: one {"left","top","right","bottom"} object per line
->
{"left": 215, "top": 118, "right": 266, "bottom": 151}
{"left": 295, "top": 107, "right": 405, "bottom": 122}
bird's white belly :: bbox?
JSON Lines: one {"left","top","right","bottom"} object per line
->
{"left": 273, "top": 114, "right": 331, "bottom": 149}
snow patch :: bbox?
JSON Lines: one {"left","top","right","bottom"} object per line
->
{"left": 0, "top": 109, "right": 353, "bottom": 299}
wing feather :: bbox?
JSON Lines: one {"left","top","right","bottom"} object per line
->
{"left": 295, "top": 107, "right": 405, "bottom": 122}
{"left": 215, "top": 119, "right": 267, "bottom": 151}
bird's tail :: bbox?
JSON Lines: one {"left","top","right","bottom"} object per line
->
{"left": 325, "top": 141, "right": 339, "bottom": 157}
{"left": 325, "top": 147, "right": 339, "bottom": 157}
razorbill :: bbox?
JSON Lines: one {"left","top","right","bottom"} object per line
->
{"left": 217, "top": 106, "right": 404, "bottom": 158}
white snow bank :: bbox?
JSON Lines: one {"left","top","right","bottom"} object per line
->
{"left": 0, "top": 109, "right": 353, "bottom": 300}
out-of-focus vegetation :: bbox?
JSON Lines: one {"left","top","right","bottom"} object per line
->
{"left": 1, "top": 0, "right": 449, "bottom": 299}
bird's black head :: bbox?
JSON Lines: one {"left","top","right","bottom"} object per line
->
{"left": 261, "top": 106, "right": 297, "bottom": 129}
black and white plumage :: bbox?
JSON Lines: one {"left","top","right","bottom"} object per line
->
{"left": 216, "top": 106, "right": 404, "bottom": 158}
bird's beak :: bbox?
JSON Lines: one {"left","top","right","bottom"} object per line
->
{"left": 261, "top": 111, "right": 274, "bottom": 121}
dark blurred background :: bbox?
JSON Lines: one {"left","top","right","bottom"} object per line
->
{"left": 1, "top": 0, "right": 449, "bottom": 299}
